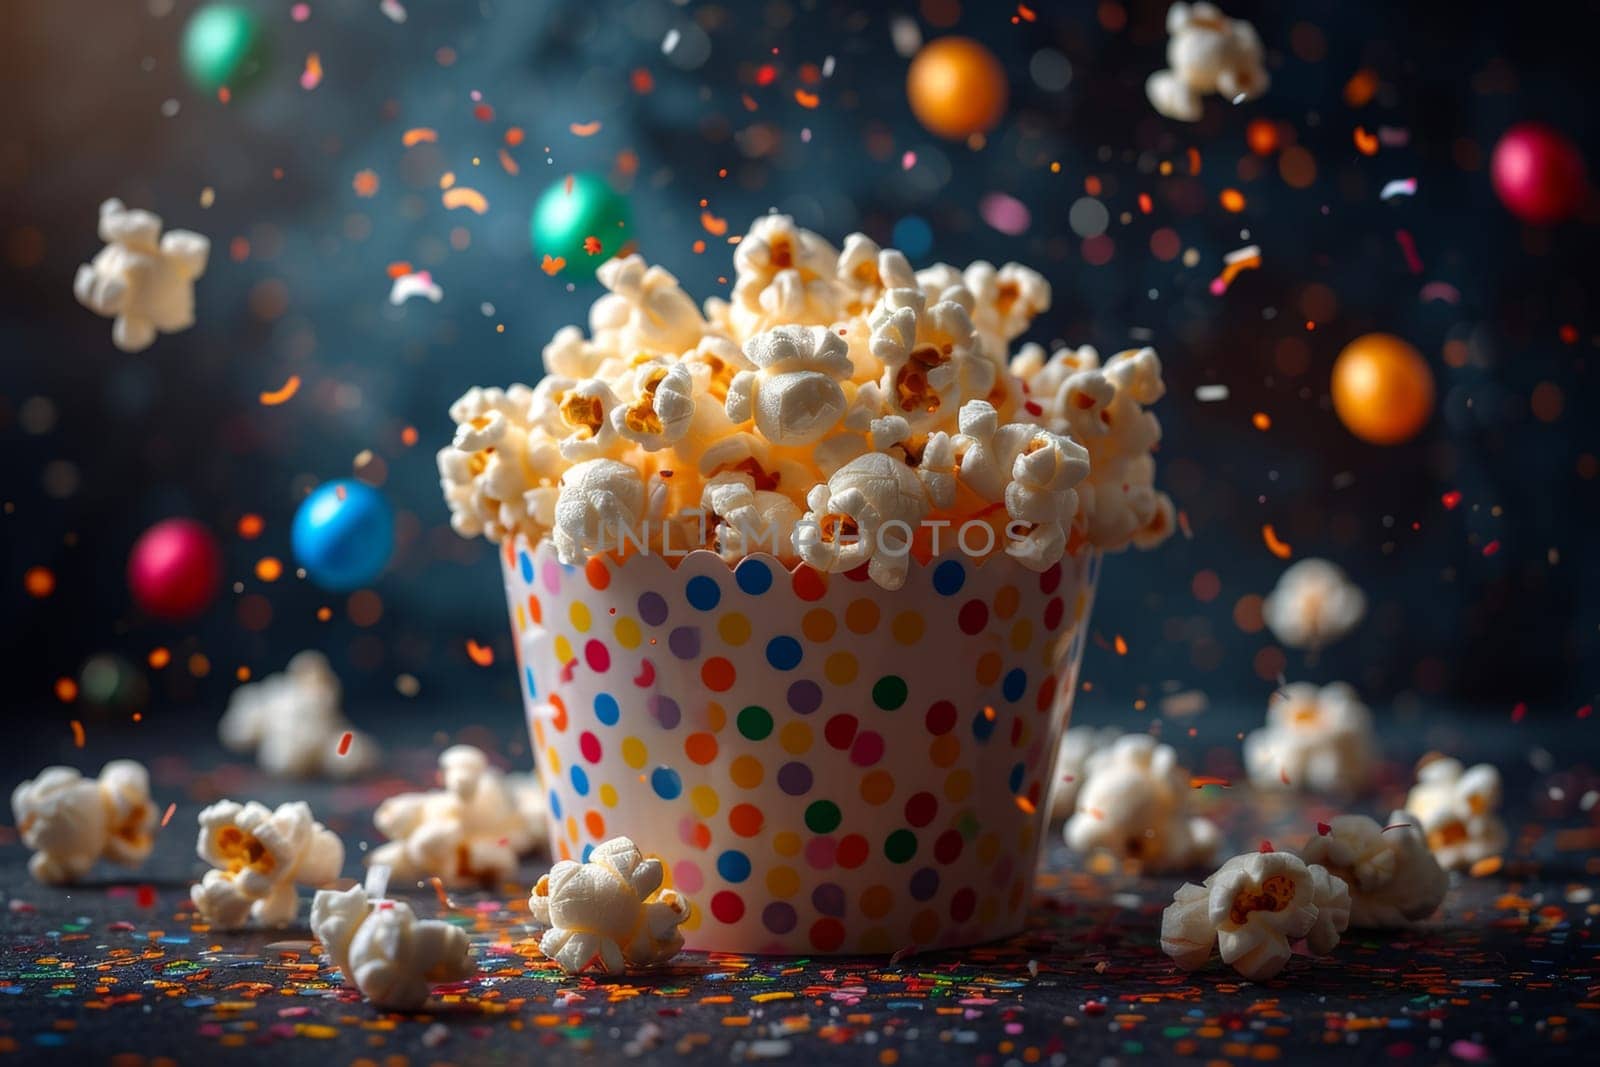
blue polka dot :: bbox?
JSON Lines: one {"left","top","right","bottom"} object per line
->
{"left": 581, "top": 842, "right": 595, "bottom": 862}
{"left": 519, "top": 552, "right": 534, "bottom": 583}
{"left": 570, "top": 766, "right": 590, "bottom": 796}
{"left": 594, "top": 692, "right": 620, "bottom": 726}
{"left": 1002, "top": 668, "right": 1027, "bottom": 702}
{"left": 1008, "top": 762, "right": 1025, "bottom": 794}
{"left": 549, "top": 790, "right": 562, "bottom": 820}
{"left": 524, "top": 666, "right": 538, "bottom": 700}
{"left": 972, "top": 709, "right": 996, "bottom": 742}
{"left": 933, "top": 560, "right": 966, "bottom": 596}
{"left": 765, "top": 635, "right": 803, "bottom": 671}
{"left": 651, "top": 766, "right": 682, "bottom": 800}
{"left": 736, "top": 559, "right": 772, "bottom": 595}
{"left": 716, "top": 849, "right": 752, "bottom": 883}
{"left": 686, "top": 575, "right": 721, "bottom": 611}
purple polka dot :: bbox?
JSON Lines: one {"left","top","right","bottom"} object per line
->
{"left": 762, "top": 901, "right": 797, "bottom": 934}
{"left": 637, "top": 592, "right": 668, "bottom": 627}
{"left": 786, "top": 680, "right": 822, "bottom": 715}
{"left": 909, "top": 867, "right": 940, "bottom": 902}
{"left": 650, "top": 694, "right": 682, "bottom": 730}
{"left": 812, "top": 882, "right": 846, "bottom": 918}
{"left": 804, "top": 835, "right": 836, "bottom": 870}
{"left": 777, "top": 761, "right": 813, "bottom": 796}
{"left": 668, "top": 626, "right": 701, "bottom": 660}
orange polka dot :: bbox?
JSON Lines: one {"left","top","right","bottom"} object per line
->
{"left": 767, "top": 864, "right": 800, "bottom": 897}
{"left": 944, "top": 769, "right": 973, "bottom": 801}
{"left": 729, "top": 755, "right": 764, "bottom": 788}
{"left": 860, "top": 884, "right": 894, "bottom": 918}
{"left": 548, "top": 694, "right": 568, "bottom": 732}
{"left": 584, "top": 810, "right": 606, "bottom": 838}
{"left": 685, "top": 732, "right": 719, "bottom": 764}
{"left": 802, "top": 608, "right": 837, "bottom": 642}
{"left": 585, "top": 556, "right": 611, "bottom": 589}
{"left": 860, "top": 769, "right": 895, "bottom": 805}
{"left": 993, "top": 585, "right": 1020, "bottom": 619}
{"left": 930, "top": 733, "right": 961, "bottom": 767}
{"left": 527, "top": 594, "right": 542, "bottom": 624}
{"left": 706, "top": 701, "right": 727, "bottom": 732}
{"left": 975, "top": 652, "right": 1002, "bottom": 685}
{"left": 702, "top": 657, "right": 736, "bottom": 691}
{"left": 845, "top": 598, "right": 880, "bottom": 633}
{"left": 793, "top": 565, "right": 827, "bottom": 601}
{"left": 729, "top": 803, "right": 764, "bottom": 837}
{"left": 689, "top": 822, "right": 712, "bottom": 849}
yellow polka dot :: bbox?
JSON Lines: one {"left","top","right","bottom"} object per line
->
{"left": 845, "top": 598, "right": 880, "bottom": 634}
{"left": 718, "top": 612, "right": 751, "bottom": 646}
{"left": 976, "top": 651, "right": 1002, "bottom": 685}
{"left": 599, "top": 783, "right": 618, "bottom": 807}
{"left": 546, "top": 747, "right": 562, "bottom": 775}
{"left": 825, "top": 651, "right": 858, "bottom": 685}
{"left": 860, "top": 769, "right": 895, "bottom": 805}
{"left": 994, "top": 585, "right": 1020, "bottom": 620}
{"left": 779, "top": 721, "right": 813, "bottom": 754}
{"left": 891, "top": 611, "right": 924, "bottom": 645}
{"left": 729, "top": 755, "right": 764, "bottom": 789}
{"left": 1018, "top": 821, "right": 1035, "bottom": 851}
{"left": 707, "top": 701, "right": 727, "bottom": 732}
{"left": 516, "top": 601, "right": 527, "bottom": 631}
{"left": 621, "top": 737, "right": 648, "bottom": 769}
{"left": 566, "top": 814, "right": 578, "bottom": 842}
{"left": 772, "top": 832, "right": 802, "bottom": 858}
{"left": 1010, "top": 619, "right": 1033, "bottom": 652}
{"left": 690, "top": 785, "right": 720, "bottom": 818}
{"left": 767, "top": 863, "right": 800, "bottom": 897}
{"left": 977, "top": 832, "right": 1001, "bottom": 864}
{"left": 614, "top": 617, "right": 641, "bottom": 649}
{"left": 569, "top": 601, "right": 591, "bottom": 633}
{"left": 802, "top": 608, "right": 837, "bottom": 643}
{"left": 553, "top": 634, "right": 574, "bottom": 667}
{"left": 944, "top": 769, "right": 973, "bottom": 801}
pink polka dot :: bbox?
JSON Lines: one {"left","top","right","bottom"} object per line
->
{"left": 579, "top": 731, "right": 602, "bottom": 763}
{"left": 541, "top": 561, "right": 563, "bottom": 595}
{"left": 850, "top": 730, "right": 885, "bottom": 766}
{"left": 674, "top": 860, "right": 704, "bottom": 894}
{"left": 585, "top": 639, "right": 610, "bottom": 672}
{"left": 804, "top": 835, "right": 837, "bottom": 870}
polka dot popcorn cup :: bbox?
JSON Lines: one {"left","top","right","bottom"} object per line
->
{"left": 502, "top": 538, "right": 1100, "bottom": 955}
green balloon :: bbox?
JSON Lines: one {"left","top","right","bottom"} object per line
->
{"left": 530, "top": 174, "right": 633, "bottom": 281}
{"left": 182, "top": 4, "right": 267, "bottom": 95}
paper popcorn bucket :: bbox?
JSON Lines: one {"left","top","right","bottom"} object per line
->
{"left": 502, "top": 538, "right": 1100, "bottom": 955}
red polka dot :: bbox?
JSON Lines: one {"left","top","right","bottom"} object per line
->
{"left": 934, "top": 829, "right": 964, "bottom": 864}
{"left": 1027, "top": 781, "right": 1042, "bottom": 808}
{"left": 1043, "top": 597, "right": 1064, "bottom": 630}
{"left": 1040, "top": 563, "right": 1062, "bottom": 594}
{"left": 1009, "top": 719, "right": 1024, "bottom": 746}
{"left": 1036, "top": 675, "right": 1057, "bottom": 713}
{"left": 957, "top": 599, "right": 989, "bottom": 635}
{"left": 585, "top": 556, "right": 611, "bottom": 590}
{"left": 824, "top": 713, "right": 858, "bottom": 750}
{"left": 926, "top": 700, "right": 957, "bottom": 735}
{"left": 810, "top": 917, "right": 845, "bottom": 951}
{"left": 702, "top": 657, "right": 736, "bottom": 691}
{"left": 585, "top": 640, "right": 610, "bottom": 672}
{"left": 793, "top": 565, "right": 827, "bottom": 601}
{"left": 843, "top": 562, "right": 872, "bottom": 582}
{"left": 711, "top": 891, "right": 745, "bottom": 924}
{"left": 904, "top": 792, "right": 938, "bottom": 827}
{"left": 729, "top": 803, "right": 764, "bottom": 837}
{"left": 850, "top": 730, "right": 885, "bottom": 766}
{"left": 579, "top": 731, "right": 602, "bottom": 763}
{"left": 949, "top": 887, "right": 976, "bottom": 922}
{"left": 837, "top": 833, "right": 869, "bottom": 869}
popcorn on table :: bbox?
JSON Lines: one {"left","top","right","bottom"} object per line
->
{"left": 1064, "top": 734, "right": 1220, "bottom": 872}
{"left": 438, "top": 214, "right": 1175, "bottom": 588}
{"left": 191, "top": 800, "right": 344, "bottom": 929}
{"left": 1146, "top": 2, "right": 1269, "bottom": 123}
{"left": 1295, "top": 812, "right": 1448, "bottom": 927}
{"left": 74, "top": 198, "right": 209, "bottom": 352}
{"left": 528, "top": 836, "right": 691, "bottom": 975}
{"left": 1047, "top": 725, "right": 1122, "bottom": 822}
{"left": 1405, "top": 757, "right": 1509, "bottom": 871}
{"left": 1160, "top": 850, "right": 1349, "bottom": 980}
{"left": 1243, "top": 682, "right": 1376, "bottom": 794}
{"left": 218, "top": 651, "right": 380, "bottom": 779}
{"left": 368, "top": 745, "right": 542, "bottom": 889}
{"left": 1262, "top": 557, "right": 1367, "bottom": 650}
{"left": 11, "top": 761, "right": 157, "bottom": 885}
{"left": 310, "top": 885, "right": 476, "bottom": 1011}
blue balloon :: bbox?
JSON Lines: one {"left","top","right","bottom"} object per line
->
{"left": 291, "top": 480, "right": 395, "bottom": 591}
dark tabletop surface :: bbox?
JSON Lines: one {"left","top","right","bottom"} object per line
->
{"left": 4, "top": 705, "right": 1599, "bottom": 1066}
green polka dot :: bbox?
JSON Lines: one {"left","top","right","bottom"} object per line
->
{"left": 805, "top": 800, "right": 842, "bottom": 834}
{"left": 884, "top": 829, "right": 918, "bottom": 863}
{"left": 872, "top": 675, "right": 908, "bottom": 710}
{"left": 737, "top": 705, "right": 773, "bottom": 741}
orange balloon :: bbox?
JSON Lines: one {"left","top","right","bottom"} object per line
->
{"left": 1330, "top": 333, "right": 1436, "bottom": 445}
{"left": 907, "top": 37, "right": 1008, "bottom": 140}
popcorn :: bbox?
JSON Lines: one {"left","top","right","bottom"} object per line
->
{"left": 717, "top": 213, "right": 841, "bottom": 337}
{"left": 191, "top": 800, "right": 344, "bottom": 928}
{"left": 962, "top": 261, "right": 1051, "bottom": 360}
{"left": 1242, "top": 682, "right": 1376, "bottom": 794}
{"left": 835, "top": 233, "right": 915, "bottom": 316}
{"left": 551, "top": 459, "right": 647, "bottom": 565}
{"left": 368, "top": 746, "right": 540, "bottom": 889}
{"left": 955, "top": 400, "right": 1090, "bottom": 570}
{"left": 728, "top": 325, "right": 853, "bottom": 446}
{"left": 1405, "top": 757, "right": 1508, "bottom": 871}
{"left": 869, "top": 287, "right": 985, "bottom": 434}
{"left": 798, "top": 452, "right": 931, "bottom": 590}
{"left": 702, "top": 471, "right": 802, "bottom": 562}
{"left": 1262, "top": 558, "right": 1367, "bottom": 650}
{"left": 589, "top": 255, "right": 707, "bottom": 360}
{"left": 1064, "top": 735, "right": 1219, "bottom": 872}
{"left": 218, "top": 651, "right": 380, "bottom": 779}
{"left": 1295, "top": 812, "right": 1448, "bottom": 927}
{"left": 610, "top": 359, "right": 698, "bottom": 451}
{"left": 11, "top": 760, "right": 157, "bottom": 885}
{"left": 438, "top": 384, "right": 557, "bottom": 543}
{"left": 74, "top": 198, "right": 209, "bottom": 352}
{"left": 310, "top": 885, "right": 476, "bottom": 1010}
{"left": 1160, "top": 850, "right": 1347, "bottom": 980}
{"left": 1046, "top": 726, "right": 1122, "bottom": 821}
{"left": 528, "top": 835, "right": 692, "bottom": 974}
{"left": 1146, "top": 2, "right": 1269, "bottom": 123}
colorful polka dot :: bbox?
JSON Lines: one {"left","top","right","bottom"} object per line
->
{"left": 762, "top": 901, "right": 796, "bottom": 934}
{"left": 801, "top": 608, "right": 836, "bottom": 642}
{"left": 734, "top": 558, "right": 772, "bottom": 595}
{"left": 933, "top": 559, "right": 966, "bottom": 595}
{"left": 718, "top": 612, "right": 751, "bottom": 646}
{"left": 570, "top": 601, "right": 592, "bottom": 632}
{"left": 872, "top": 675, "right": 908, "bottom": 710}
{"left": 651, "top": 766, "right": 682, "bottom": 799}
{"left": 1002, "top": 668, "right": 1027, "bottom": 702}
{"left": 737, "top": 705, "right": 773, "bottom": 740}
{"left": 765, "top": 636, "right": 803, "bottom": 671}
{"left": 579, "top": 731, "right": 602, "bottom": 763}
{"left": 620, "top": 736, "right": 648, "bottom": 768}
{"left": 613, "top": 617, "right": 641, "bottom": 649}
{"left": 777, "top": 761, "right": 814, "bottom": 796}
{"left": 805, "top": 800, "right": 842, "bottom": 834}
{"left": 649, "top": 695, "right": 681, "bottom": 730}
{"left": 702, "top": 657, "right": 735, "bottom": 691}
{"left": 891, "top": 611, "right": 924, "bottom": 644}
{"left": 844, "top": 598, "right": 880, "bottom": 633}
{"left": 668, "top": 626, "right": 701, "bottom": 659}
{"left": 824, "top": 652, "right": 858, "bottom": 685}
{"left": 716, "top": 849, "right": 751, "bottom": 883}
{"left": 584, "top": 639, "right": 609, "bottom": 672}
{"left": 710, "top": 890, "right": 744, "bottom": 923}
{"left": 729, "top": 755, "right": 763, "bottom": 788}
{"left": 778, "top": 721, "right": 812, "bottom": 754}
{"left": 637, "top": 591, "right": 668, "bottom": 626}
{"left": 593, "top": 693, "right": 619, "bottom": 726}
{"left": 685, "top": 575, "right": 721, "bottom": 611}
{"left": 569, "top": 765, "right": 589, "bottom": 796}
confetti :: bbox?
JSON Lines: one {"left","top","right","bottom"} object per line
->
{"left": 1262, "top": 524, "right": 1293, "bottom": 559}
{"left": 1209, "top": 245, "right": 1261, "bottom": 295}
{"left": 259, "top": 375, "right": 302, "bottom": 406}
{"left": 300, "top": 53, "right": 323, "bottom": 92}
{"left": 401, "top": 127, "right": 439, "bottom": 146}
{"left": 1194, "top": 384, "right": 1230, "bottom": 402}
{"left": 441, "top": 187, "right": 489, "bottom": 214}
{"left": 569, "top": 121, "right": 602, "bottom": 137}
{"left": 465, "top": 639, "right": 495, "bottom": 666}
{"left": 541, "top": 255, "right": 566, "bottom": 275}
{"left": 1380, "top": 177, "right": 1418, "bottom": 201}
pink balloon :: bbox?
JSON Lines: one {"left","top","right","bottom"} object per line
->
{"left": 127, "top": 518, "right": 222, "bottom": 620}
{"left": 1491, "top": 122, "right": 1588, "bottom": 225}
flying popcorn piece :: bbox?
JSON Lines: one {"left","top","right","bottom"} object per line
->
{"left": 1405, "top": 757, "right": 1508, "bottom": 871}
{"left": 11, "top": 760, "right": 157, "bottom": 885}
{"left": 1146, "top": 3, "right": 1270, "bottom": 122}
{"left": 716, "top": 213, "right": 842, "bottom": 338}
{"left": 1295, "top": 811, "right": 1448, "bottom": 927}
{"left": 1242, "top": 682, "right": 1376, "bottom": 794}
{"left": 310, "top": 885, "right": 476, "bottom": 1011}
{"left": 1262, "top": 557, "right": 1367, "bottom": 650}
{"left": 191, "top": 799, "right": 344, "bottom": 928}
{"left": 528, "top": 835, "right": 692, "bottom": 974}
{"left": 1047, "top": 726, "right": 1122, "bottom": 822}
{"left": 797, "top": 451, "right": 931, "bottom": 590}
{"left": 1064, "top": 734, "right": 1220, "bottom": 872}
{"left": 1160, "top": 850, "right": 1348, "bottom": 980}
{"left": 590, "top": 255, "right": 708, "bottom": 359}
{"left": 389, "top": 270, "right": 443, "bottom": 306}
{"left": 74, "top": 198, "right": 210, "bottom": 352}
{"left": 218, "top": 651, "right": 381, "bottom": 779}
{"left": 368, "top": 745, "right": 542, "bottom": 889}
{"left": 729, "top": 325, "right": 854, "bottom": 447}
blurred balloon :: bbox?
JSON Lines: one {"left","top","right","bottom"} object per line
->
{"left": 1331, "top": 333, "right": 1436, "bottom": 446}
{"left": 906, "top": 37, "right": 1008, "bottom": 140}
{"left": 78, "top": 654, "right": 149, "bottom": 718}
{"left": 182, "top": 5, "right": 268, "bottom": 95}
{"left": 128, "top": 518, "right": 222, "bottom": 620}
{"left": 530, "top": 174, "right": 633, "bottom": 281}
{"left": 292, "top": 480, "right": 395, "bottom": 591}
{"left": 1490, "top": 123, "right": 1587, "bottom": 225}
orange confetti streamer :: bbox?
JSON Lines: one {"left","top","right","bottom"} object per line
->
{"left": 1469, "top": 855, "right": 1504, "bottom": 878}
{"left": 161, "top": 802, "right": 177, "bottom": 828}
{"left": 1014, "top": 795, "right": 1037, "bottom": 815}
{"left": 70, "top": 720, "right": 85, "bottom": 748}
{"left": 1353, "top": 126, "right": 1380, "bottom": 156}
{"left": 386, "top": 261, "right": 414, "bottom": 279}
{"left": 1261, "top": 524, "right": 1293, "bottom": 559}
{"left": 498, "top": 148, "right": 520, "bottom": 175}
{"left": 466, "top": 639, "right": 495, "bottom": 667}
{"left": 1190, "top": 776, "right": 1233, "bottom": 789}
{"left": 337, "top": 731, "right": 354, "bottom": 756}
{"left": 1113, "top": 635, "right": 1128, "bottom": 655}
{"left": 441, "top": 187, "right": 489, "bottom": 214}
{"left": 402, "top": 127, "right": 439, "bottom": 146}
{"left": 1252, "top": 412, "right": 1272, "bottom": 431}
{"left": 701, "top": 211, "right": 728, "bottom": 236}
{"left": 569, "top": 120, "right": 602, "bottom": 137}
{"left": 259, "top": 375, "right": 302, "bottom": 406}
{"left": 794, "top": 89, "right": 820, "bottom": 109}
{"left": 541, "top": 255, "right": 565, "bottom": 276}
